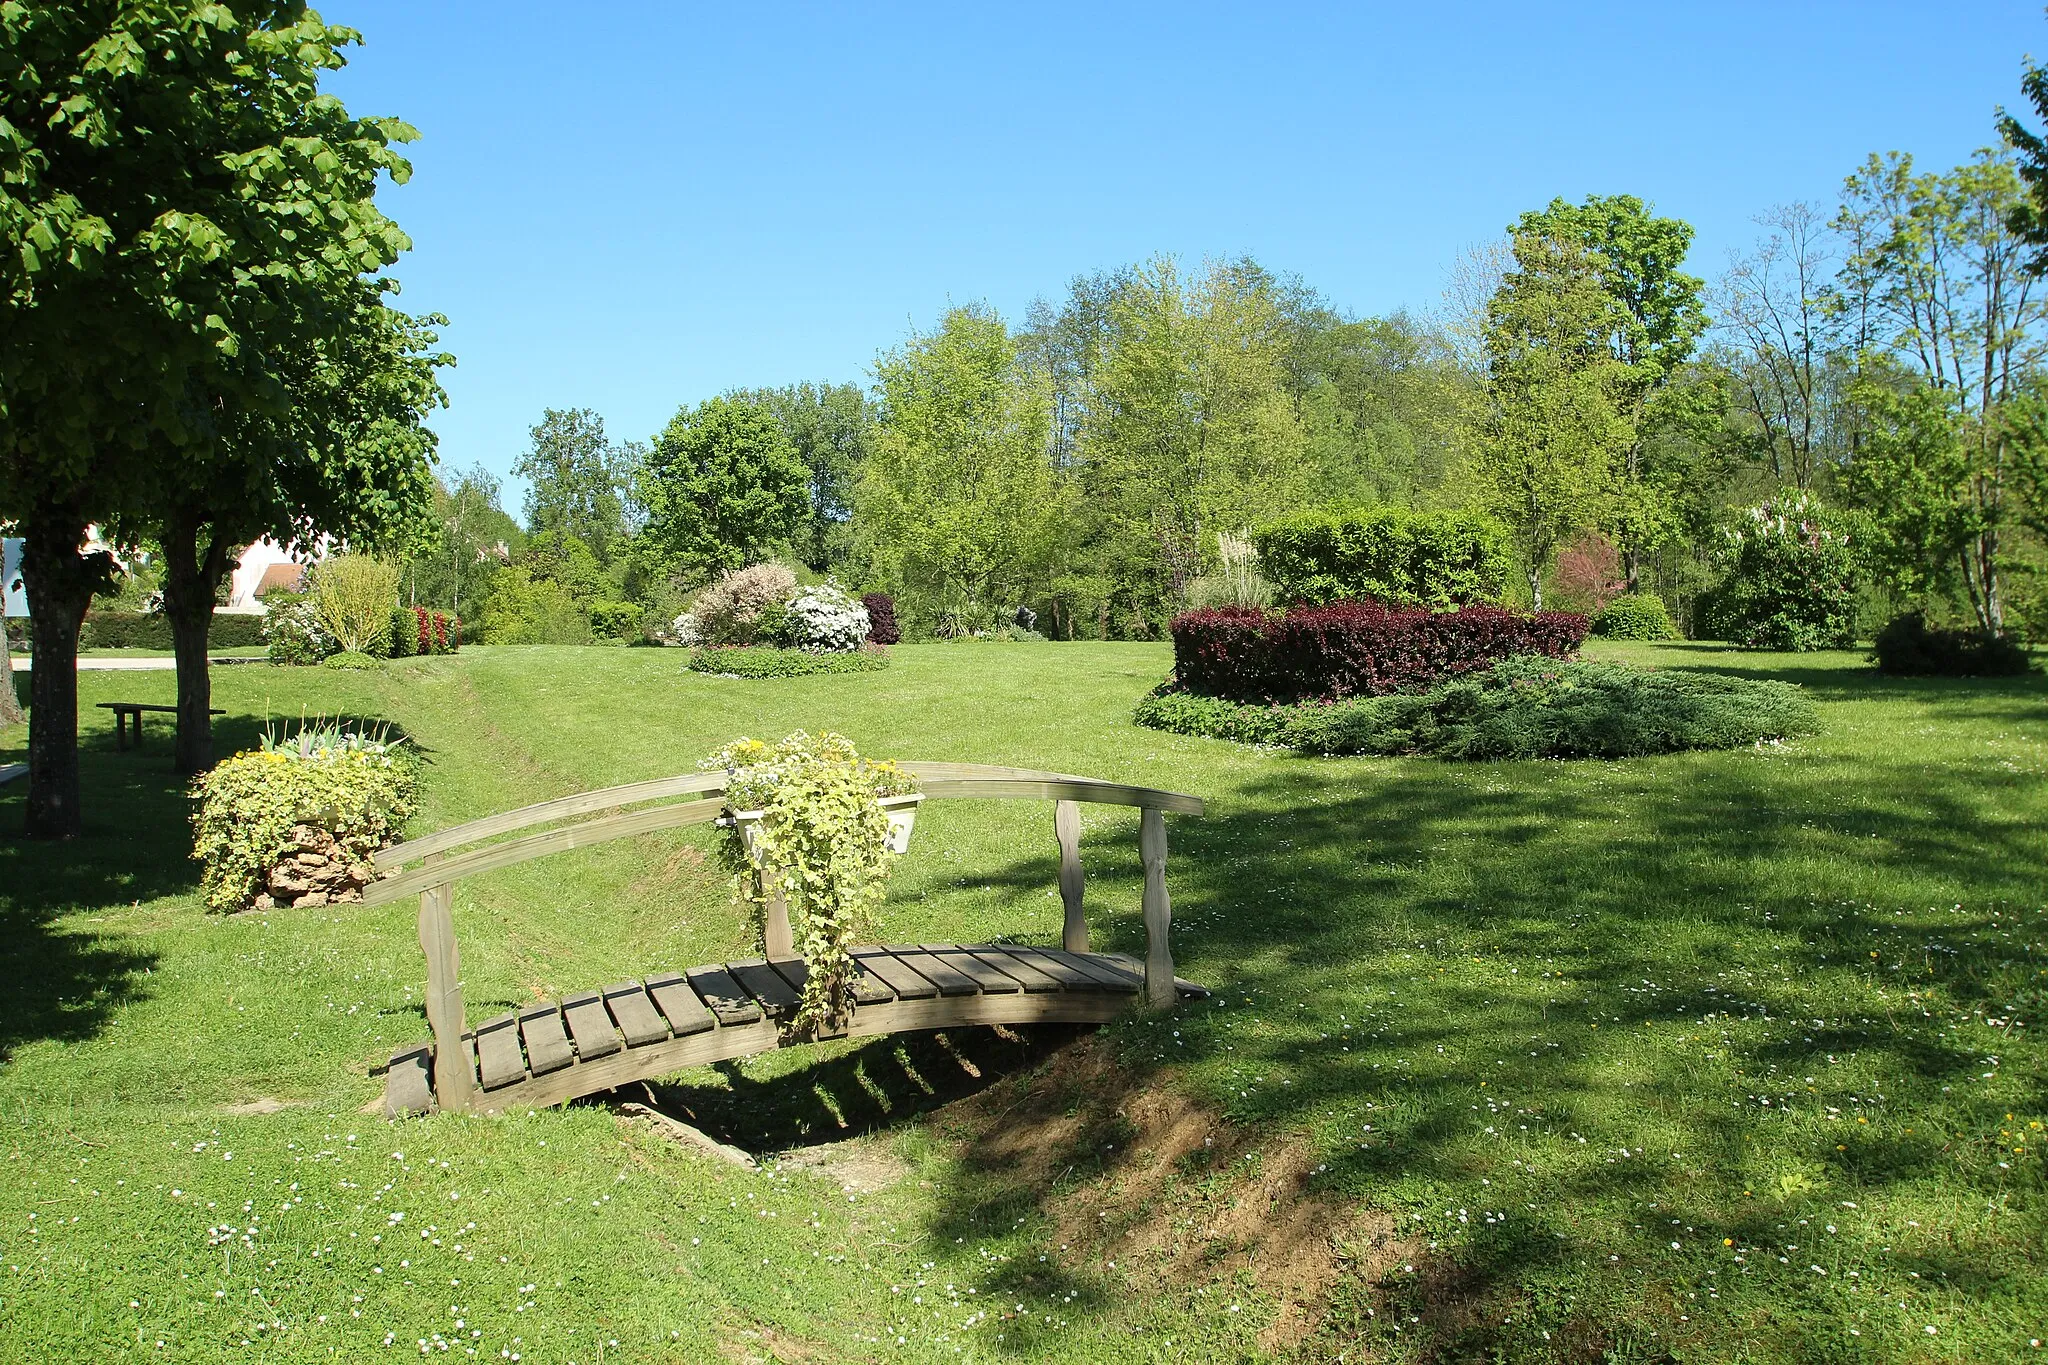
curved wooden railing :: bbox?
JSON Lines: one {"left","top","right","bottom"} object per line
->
{"left": 365, "top": 763, "right": 1204, "bottom": 1114}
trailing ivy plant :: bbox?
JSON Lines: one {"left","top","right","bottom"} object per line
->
{"left": 701, "top": 731, "right": 919, "bottom": 1034}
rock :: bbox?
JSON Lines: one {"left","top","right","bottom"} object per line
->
{"left": 268, "top": 869, "right": 312, "bottom": 896}
{"left": 294, "top": 852, "right": 330, "bottom": 869}
{"left": 294, "top": 891, "right": 329, "bottom": 908}
{"left": 250, "top": 893, "right": 275, "bottom": 910}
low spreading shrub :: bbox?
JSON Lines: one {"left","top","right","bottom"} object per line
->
{"left": 1592, "top": 593, "right": 1677, "bottom": 641}
{"left": 862, "top": 592, "right": 901, "bottom": 645}
{"left": 1252, "top": 507, "right": 1512, "bottom": 607}
{"left": 1871, "top": 612, "right": 2033, "bottom": 677}
{"left": 190, "top": 727, "right": 418, "bottom": 912}
{"left": 80, "top": 611, "right": 265, "bottom": 651}
{"left": 321, "top": 650, "right": 380, "bottom": 670}
{"left": 1170, "top": 600, "right": 1588, "bottom": 703}
{"left": 688, "top": 645, "right": 890, "bottom": 679}
{"left": 1136, "top": 655, "right": 1820, "bottom": 759}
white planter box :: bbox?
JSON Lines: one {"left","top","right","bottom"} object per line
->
{"left": 729, "top": 792, "right": 924, "bottom": 865}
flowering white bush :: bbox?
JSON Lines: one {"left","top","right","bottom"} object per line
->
{"left": 785, "top": 582, "right": 870, "bottom": 652}
{"left": 668, "top": 612, "right": 703, "bottom": 647}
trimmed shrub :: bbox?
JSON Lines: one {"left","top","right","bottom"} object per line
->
{"left": 1592, "top": 593, "right": 1677, "bottom": 641}
{"left": 691, "top": 563, "right": 799, "bottom": 644}
{"left": 588, "top": 600, "right": 645, "bottom": 642}
{"left": 862, "top": 592, "right": 901, "bottom": 645}
{"left": 190, "top": 731, "right": 417, "bottom": 912}
{"left": 1252, "top": 508, "right": 1512, "bottom": 608}
{"left": 1702, "top": 495, "right": 1859, "bottom": 651}
{"left": 1872, "top": 612, "right": 2033, "bottom": 676}
{"left": 688, "top": 645, "right": 890, "bottom": 679}
{"left": 1137, "top": 656, "right": 1820, "bottom": 759}
{"left": 321, "top": 650, "right": 380, "bottom": 670}
{"left": 386, "top": 608, "right": 416, "bottom": 658}
{"left": 1170, "top": 600, "right": 1589, "bottom": 703}
{"left": 80, "top": 611, "right": 266, "bottom": 651}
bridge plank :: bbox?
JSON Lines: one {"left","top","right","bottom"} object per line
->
{"left": 386, "top": 1044, "right": 434, "bottom": 1117}
{"left": 727, "top": 959, "right": 800, "bottom": 1017}
{"left": 989, "top": 945, "right": 1104, "bottom": 991}
{"left": 964, "top": 946, "right": 1062, "bottom": 993}
{"left": 604, "top": 982, "right": 669, "bottom": 1048}
{"left": 1045, "top": 949, "right": 1142, "bottom": 993}
{"left": 562, "top": 991, "right": 622, "bottom": 1060}
{"left": 921, "top": 945, "right": 1020, "bottom": 995}
{"left": 519, "top": 1003, "right": 576, "bottom": 1075}
{"left": 687, "top": 966, "right": 764, "bottom": 1026}
{"left": 475, "top": 1013, "right": 527, "bottom": 1089}
{"left": 771, "top": 956, "right": 893, "bottom": 1007}
{"left": 883, "top": 946, "right": 980, "bottom": 997}
{"left": 849, "top": 949, "right": 938, "bottom": 1000}
{"left": 1101, "top": 952, "right": 1212, "bottom": 1000}
{"left": 646, "top": 973, "right": 716, "bottom": 1037}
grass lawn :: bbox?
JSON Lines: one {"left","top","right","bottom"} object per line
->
{"left": 0, "top": 640, "right": 2042, "bottom": 1363}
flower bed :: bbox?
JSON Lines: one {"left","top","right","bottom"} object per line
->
{"left": 1170, "top": 600, "right": 1588, "bottom": 702}
{"left": 688, "top": 645, "right": 889, "bottom": 679}
{"left": 1136, "top": 656, "right": 1819, "bottom": 759}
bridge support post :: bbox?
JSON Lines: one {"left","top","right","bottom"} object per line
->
{"left": 758, "top": 870, "right": 793, "bottom": 959}
{"left": 418, "top": 868, "right": 475, "bottom": 1114}
{"left": 1055, "top": 799, "right": 1087, "bottom": 952}
{"left": 1140, "top": 807, "right": 1174, "bottom": 1010}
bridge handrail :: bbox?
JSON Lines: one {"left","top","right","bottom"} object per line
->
{"left": 366, "top": 760, "right": 1202, "bottom": 1114}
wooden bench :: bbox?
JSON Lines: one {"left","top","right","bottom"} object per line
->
{"left": 364, "top": 762, "right": 1208, "bottom": 1117}
{"left": 97, "top": 702, "right": 224, "bottom": 750}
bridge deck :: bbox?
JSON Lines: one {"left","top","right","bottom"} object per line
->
{"left": 386, "top": 943, "right": 1206, "bottom": 1117}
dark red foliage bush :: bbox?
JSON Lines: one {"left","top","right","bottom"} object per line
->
{"left": 863, "top": 592, "right": 901, "bottom": 645}
{"left": 413, "top": 606, "right": 431, "bottom": 654}
{"left": 1169, "top": 600, "right": 1589, "bottom": 702}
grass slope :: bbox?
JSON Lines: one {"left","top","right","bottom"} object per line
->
{"left": 0, "top": 640, "right": 2042, "bottom": 1363}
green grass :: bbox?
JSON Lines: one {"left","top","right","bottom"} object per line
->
{"left": 0, "top": 640, "right": 2043, "bottom": 1362}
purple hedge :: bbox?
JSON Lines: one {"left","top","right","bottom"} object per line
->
{"left": 1169, "top": 600, "right": 1589, "bottom": 702}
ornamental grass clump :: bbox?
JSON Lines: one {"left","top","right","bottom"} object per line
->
{"left": 702, "top": 732, "right": 919, "bottom": 1034}
{"left": 191, "top": 723, "right": 417, "bottom": 912}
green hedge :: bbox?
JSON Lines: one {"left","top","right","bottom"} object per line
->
{"left": 687, "top": 646, "right": 889, "bottom": 679}
{"left": 1592, "top": 593, "right": 1677, "bottom": 641}
{"left": 1135, "top": 655, "right": 1819, "bottom": 759}
{"left": 80, "top": 611, "right": 266, "bottom": 651}
{"left": 1252, "top": 507, "right": 1512, "bottom": 608}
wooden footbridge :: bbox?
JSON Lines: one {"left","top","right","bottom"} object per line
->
{"left": 363, "top": 762, "right": 1206, "bottom": 1118}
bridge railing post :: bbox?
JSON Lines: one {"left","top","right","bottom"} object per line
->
{"left": 417, "top": 853, "right": 475, "bottom": 1114}
{"left": 1139, "top": 805, "right": 1173, "bottom": 1010}
{"left": 758, "top": 869, "right": 794, "bottom": 959}
{"left": 1054, "top": 799, "right": 1087, "bottom": 952}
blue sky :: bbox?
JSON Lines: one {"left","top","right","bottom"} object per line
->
{"left": 323, "top": 1, "right": 2047, "bottom": 500}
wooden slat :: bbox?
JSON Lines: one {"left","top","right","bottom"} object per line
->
{"left": 884, "top": 945, "right": 980, "bottom": 997}
{"left": 771, "top": 955, "right": 893, "bottom": 1007}
{"left": 603, "top": 982, "right": 670, "bottom": 1048}
{"left": 385, "top": 1044, "right": 434, "bottom": 1117}
{"left": 920, "top": 945, "right": 1019, "bottom": 994}
{"left": 1140, "top": 806, "right": 1174, "bottom": 1011}
{"left": 416, "top": 879, "right": 475, "bottom": 1112}
{"left": 989, "top": 945, "right": 1104, "bottom": 991}
{"left": 727, "top": 959, "right": 800, "bottom": 1017}
{"left": 562, "top": 990, "right": 621, "bottom": 1059}
{"left": 1055, "top": 799, "right": 1087, "bottom": 952}
{"left": 518, "top": 1002, "right": 576, "bottom": 1075}
{"left": 474, "top": 1013, "right": 527, "bottom": 1089}
{"left": 687, "top": 966, "right": 763, "bottom": 1025}
{"left": 901, "top": 770, "right": 1204, "bottom": 815}
{"left": 964, "top": 946, "right": 1062, "bottom": 993}
{"left": 1101, "top": 952, "right": 1212, "bottom": 1000}
{"left": 849, "top": 949, "right": 938, "bottom": 1000}
{"left": 1045, "top": 949, "right": 1142, "bottom": 992}
{"left": 379, "top": 773, "right": 728, "bottom": 867}
{"left": 646, "top": 972, "right": 716, "bottom": 1037}
{"left": 364, "top": 798, "right": 729, "bottom": 907}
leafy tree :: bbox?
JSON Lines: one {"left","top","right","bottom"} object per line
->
{"left": 399, "top": 464, "right": 522, "bottom": 617}
{"left": 513, "top": 408, "right": 634, "bottom": 563}
{"left": 732, "top": 382, "right": 873, "bottom": 570}
{"left": 640, "top": 395, "right": 808, "bottom": 577}
{"left": 855, "top": 306, "right": 1064, "bottom": 635}
{"left": 0, "top": 2, "right": 433, "bottom": 831}
{"left": 1477, "top": 234, "right": 1633, "bottom": 609}
{"left": 1514, "top": 195, "right": 1708, "bottom": 590}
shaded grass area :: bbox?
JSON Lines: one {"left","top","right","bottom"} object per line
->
{"left": 0, "top": 641, "right": 2041, "bottom": 1362}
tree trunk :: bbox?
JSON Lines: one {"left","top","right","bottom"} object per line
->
{"left": 161, "top": 520, "right": 231, "bottom": 776}
{"left": 20, "top": 518, "right": 107, "bottom": 839}
{"left": 1622, "top": 543, "right": 1640, "bottom": 596}
{"left": 1528, "top": 566, "right": 1543, "bottom": 612}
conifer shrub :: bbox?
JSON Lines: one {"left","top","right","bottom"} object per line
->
{"left": 1592, "top": 593, "right": 1677, "bottom": 641}
{"left": 1170, "top": 601, "right": 1588, "bottom": 703}
{"left": 1871, "top": 612, "right": 2032, "bottom": 676}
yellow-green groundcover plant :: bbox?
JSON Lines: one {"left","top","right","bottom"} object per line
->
{"left": 191, "top": 732, "right": 418, "bottom": 912}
